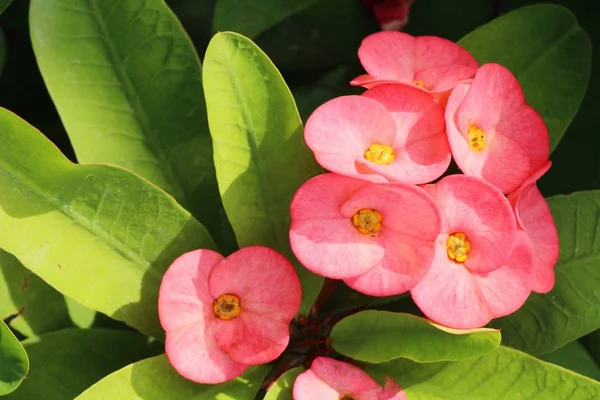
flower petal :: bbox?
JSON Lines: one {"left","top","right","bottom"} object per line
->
{"left": 410, "top": 241, "right": 495, "bottom": 329}
{"left": 294, "top": 357, "right": 383, "bottom": 400}
{"left": 455, "top": 63, "right": 525, "bottom": 132}
{"left": 214, "top": 311, "right": 290, "bottom": 365}
{"left": 165, "top": 321, "right": 247, "bottom": 384}
{"left": 304, "top": 95, "right": 397, "bottom": 180}
{"left": 208, "top": 246, "right": 301, "bottom": 321}
{"left": 424, "top": 175, "right": 517, "bottom": 272}
{"left": 509, "top": 183, "right": 558, "bottom": 293}
{"left": 474, "top": 231, "right": 535, "bottom": 318}
{"left": 345, "top": 231, "right": 436, "bottom": 296}
{"left": 358, "top": 31, "right": 416, "bottom": 83}
{"left": 158, "top": 249, "right": 223, "bottom": 332}
{"left": 446, "top": 82, "right": 532, "bottom": 193}
{"left": 290, "top": 174, "right": 385, "bottom": 279}
{"left": 361, "top": 84, "right": 450, "bottom": 184}
{"left": 340, "top": 182, "right": 441, "bottom": 241}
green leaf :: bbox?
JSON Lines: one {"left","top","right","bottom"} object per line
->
{"left": 0, "top": 248, "right": 72, "bottom": 337}
{"left": 541, "top": 341, "right": 600, "bottom": 381}
{"left": 331, "top": 310, "right": 501, "bottom": 364}
{"left": 490, "top": 191, "right": 600, "bottom": 355}
{"left": 29, "top": 0, "right": 233, "bottom": 250}
{"left": 367, "top": 346, "right": 600, "bottom": 399}
{"left": 458, "top": 4, "right": 592, "bottom": 152}
{"left": 213, "top": 0, "right": 378, "bottom": 71}
{"left": 0, "top": 108, "right": 216, "bottom": 337}
{"left": 203, "top": 32, "right": 324, "bottom": 315}
{"left": 76, "top": 354, "right": 269, "bottom": 400}
{"left": 0, "top": 319, "right": 28, "bottom": 396}
{"left": 213, "top": 0, "right": 321, "bottom": 39}
{"left": 404, "top": 0, "right": 496, "bottom": 41}
{"left": 6, "top": 328, "right": 161, "bottom": 400}
{"left": 264, "top": 366, "right": 303, "bottom": 400}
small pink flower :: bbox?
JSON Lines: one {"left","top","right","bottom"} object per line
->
{"left": 508, "top": 162, "right": 559, "bottom": 293}
{"left": 158, "top": 246, "right": 301, "bottom": 383}
{"left": 289, "top": 173, "right": 441, "bottom": 296}
{"left": 362, "top": 0, "right": 414, "bottom": 31}
{"left": 304, "top": 85, "right": 450, "bottom": 185}
{"left": 351, "top": 31, "right": 478, "bottom": 103}
{"left": 445, "top": 63, "right": 550, "bottom": 194}
{"left": 411, "top": 175, "right": 535, "bottom": 329}
{"left": 293, "top": 357, "right": 407, "bottom": 400}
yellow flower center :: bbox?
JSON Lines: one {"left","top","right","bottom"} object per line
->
{"left": 446, "top": 232, "right": 471, "bottom": 263}
{"left": 364, "top": 144, "right": 395, "bottom": 165}
{"left": 468, "top": 126, "right": 485, "bottom": 152}
{"left": 352, "top": 208, "right": 383, "bottom": 234}
{"left": 413, "top": 80, "right": 425, "bottom": 88}
{"left": 213, "top": 294, "right": 241, "bottom": 320}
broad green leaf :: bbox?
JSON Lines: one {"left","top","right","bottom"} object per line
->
{"left": 76, "top": 354, "right": 269, "bottom": 400}
{"left": 29, "top": 0, "right": 234, "bottom": 251}
{"left": 0, "top": 248, "right": 72, "bottom": 337}
{"left": 331, "top": 311, "right": 501, "bottom": 364}
{"left": 203, "top": 32, "right": 324, "bottom": 315}
{"left": 0, "top": 320, "right": 28, "bottom": 395}
{"left": 213, "top": 0, "right": 321, "bottom": 39}
{"left": 542, "top": 341, "right": 600, "bottom": 381}
{"left": 264, "top": 366, "right": 303, "bottom": 400}
{"left": 6, "top": 328, "right": 161, "bottom": 400}
{"left": 405, "top": 0, "right": 495, "bottom": 41}
{"left": 367, "top": 346, "right": 600, "bottom": 399}
{"left": 458, "top": 4, "right": 592, "bottom": 152}
{"left": 0, "top": 108, "right": 215, "bottom": 337}
{"left": 213, "top": 0, "right": 378, "bottom": 71}
{"left": 490, "top": 191, "right": 600, "bottom": 355}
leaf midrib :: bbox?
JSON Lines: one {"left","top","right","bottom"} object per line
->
{"left": 0, "top": 161, "right": 150, "bottom": 271}
{"left": 87, "top": 0, "right": 187, "bottom": 204}
{"left": 217, "top": 36, "right": 285, "bottom": 250}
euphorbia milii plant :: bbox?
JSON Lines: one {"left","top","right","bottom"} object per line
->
{"left": 3, "top": 1, "right": 590, "bottom": 398}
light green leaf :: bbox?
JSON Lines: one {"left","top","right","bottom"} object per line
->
{"left": 29, "top": 0, "right": 233, "bottom": 250}
{"left": 0, "top": 248, "right": 72, "bottom": 337}
{"left": 6, "top": 328, "right": 161, "bottom": 400}
{"left": 76, "top": 354, "right": 269, "bottom": 400}
{"left": 264, "top": 366, "right": 303, "bottom": 400}
{"left": 542, "top": 341, "right": 600, "bottom": 381}
{"left": 490, "top": 191, "right": 600, "bottom": 355}
{"left": 331, "top": 311, "right": 501, "bottom": 364}
{"left": 203, "top": 32, "right": 324, "bottom": 315}
{"left": 458, "top": 4, "right": 592, "bottom": 152}
{"left": 0, "top": 108, "right": 215, "bottom": 337}
{"left": 367, "top": 346, "right": 600, "bottom": 399}
{"left": 0, "top": 319, "right": 28, "bottom": 396}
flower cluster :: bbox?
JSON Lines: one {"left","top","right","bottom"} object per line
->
{"left": 291, "top": 31, "right": 559, "bottom": 329}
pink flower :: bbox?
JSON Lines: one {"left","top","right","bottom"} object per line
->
{"left": 410, "top": 175, "right": 535, "bottom": 329}
{"left": 508, "top": 162, "right": 559, "bottom": 293}
{"left": 445, "top": 63, "right": 550, "bottom": 194}
{"left": 289, "top": 173, "right": 441, "bottom": 296}
{"left": 362, "top": 0, "right": 414, "bottom": 31}
{"left": 304, "top": 84, "right": 450, "bottom": 185}
{"left": 293, "top": 357, "right": 407, "bottom": 400}
{"left": 158, "top": 246, "right": 301, "bottom": 383}
{"left": 351, "top": 31, "right": 478, "bottom": 103}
